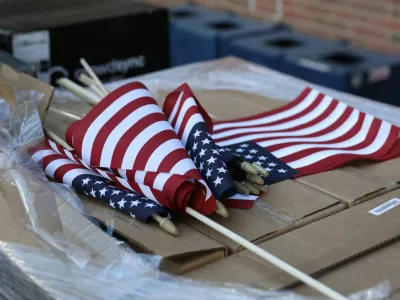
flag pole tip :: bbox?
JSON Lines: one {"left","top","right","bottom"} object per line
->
{"left": 159, "top": 218, "right": 179, "bottom": 236}
{"left": 241, "top": 162, "right": 258, "bottom": 175}
{"left": 216, "top": 200, "right": 229, "bottom": 218}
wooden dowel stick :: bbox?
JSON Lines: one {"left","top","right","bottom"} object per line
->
{"left": 79, "top": 58, "right": 109, "bottom": 96}
{"left": 215, "top": 200, "right": 229, "bottom": 217}
{"left": 43, "top": 127, "right": 73, "bottom": 151}
{"left": 57, "top": 78, "right": 101, "bottom": 106}
{"left": 186, "top": 207, "right": 347, "bottom": 300}
{"left": 78, "top": 73, "right": 96, "bottom": 86}
{"left": 151, "top": 213, "right": 179, "bottom": 236}
{"left": 78, "top": 74, "right": 107, "bottom": 98}
{"left": 48, "top": 107, "right": 82, "bottom": 121}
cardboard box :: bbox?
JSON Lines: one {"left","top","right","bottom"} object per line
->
{"left": 296, "top": 166, "right": 399, "bottom": 207}
{"left": 183, "top": 179, "right": 344, "bottom": 253}
{"left": 351, "top": 158, "right": 400, "bottom": 185}
{"left": 0, "top": 0, "right": 169, "bottom": 85}
{"left": 292, "top": 239, "right": 400, "bottom": 297}
{"left": 186, "top": 190, "right": 400, "bottom": 292}
{"left": 83, "top": 197, "right": 227, "bottom": 275}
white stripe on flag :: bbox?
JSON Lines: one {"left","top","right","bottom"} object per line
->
{"left": 288, "top": 122, "right": 392, "bottom": 168}
{"left": 181, "top": 113, "right": 204, "bottom": 146}
{"left": 274, "top": 114, "right": 374, "bottom": 158}
{"left": 100, "top": 104, "right": 162, "bottom": 167}
{"left": 121, "top": 121, "right": 177, "bottom": 169}
{"left": 213, "top": 89, "right": 319, "bottom": 131}
{"left": 213, "top": 95, "right": 333, "bottom": 140}
{"left": 258, "top": 104, "right": 354, "bottom": 147}
{"left": 227, "top": 194, "right": 259, "bottom": 201}
{"left": 81, "top": 88, "right": 152, "bottom": 164}
{"left": 169, "top": 158, "right": 197, "bottom": 176}
{"left": 167, "top": 92, "right": 184, "bottom": 123}
{"left": 45, "top": 158, "right": 79, "bottom": 178}
{"left": 31, "top": 150, "right": 55, "bottom": 163}
{"left": 63, "top": 169, "right": 98, "bottom": 186}
{"left": 173, "top": 96, "right": 196, "bottom": 133}
{"left": 153, "top": 173, "right": 173, "bottom": 191}
{"left": 145, "top": 139, "right": 186, "bottom": 172}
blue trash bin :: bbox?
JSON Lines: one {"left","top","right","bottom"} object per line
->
{"left": 169, "top": 5, "right": 228, "bottom": 66}
{"left": 229, "top": 31, "right": 343, "bottom": 74}
{"left": 170, "top": 9, "right": 285, "bottom": 66}
{"left": 285, "top": 44, "right": 400, "bottom": 106}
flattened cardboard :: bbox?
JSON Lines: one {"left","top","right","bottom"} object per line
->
{"left": 183, "top": 179, "right": 344, "bottom": 253}
{"left": 297, "top": 166, "right": 399, "bottom": 207}
{"left": 83, "top": 197, "right": 226, "bottom": 274}
{"left": 292, "top": 239, "right": 400, "bottom": 297}
{"left": 0, "top": 63, "right": 54, "bottom": 121}
{"left": 186, "top": 190, "right": 400, "bottom": 291}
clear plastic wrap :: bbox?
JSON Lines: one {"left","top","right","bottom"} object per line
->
{"left": 1, "top": 76, "right": 393, "bottom": 299}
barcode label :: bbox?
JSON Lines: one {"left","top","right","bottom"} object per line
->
{"left": 369, "top": 198, "right": 400, "bottom": 216}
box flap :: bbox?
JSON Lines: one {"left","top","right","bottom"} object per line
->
{"left": 296, "top": 166, "right": 397, "bottom": 206}
{"left": 83, "top": 197, "right": 226, "bottom": 274}
{"left": 0, "top": 63, "right": 54, "bottom": 121}
{"left": 186, "top": 189, "right": 400, "bottom": 290}
{"left": 293, "top": 239, "right": 400, "bottom": 297}
{"left": 184, "top": 179, "right": 343, "bottom": 252}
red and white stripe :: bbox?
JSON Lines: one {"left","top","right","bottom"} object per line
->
{"left": 65, "top": 82, "right": 217, "bottom": 214}
{"left": 213, "top": 87, "right": 400, "bottom": 176}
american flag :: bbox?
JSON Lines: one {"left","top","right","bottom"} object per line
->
{"left": 163, "top": 84, "right": 295, "bottom": 208}
{"left": 65, "top": 82, "right": 217, "bottom": 215}
{"left": 212, "top": 87, "right": 400, "bottom": 176}
{"left": 31, "top": 146, "right": 169, "bottom": 222}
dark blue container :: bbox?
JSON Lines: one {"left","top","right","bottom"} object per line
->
{"left": 285, "top": 44, "right": 400, "bottom": 106}
{"left": 169, "top": 5, "right": 227, "bottom": 66}
{"left": 169, "top": 6, "right": 285, "bottom": 66}
{"left": 229, "top": 31, "right": 342, "bottom": 74}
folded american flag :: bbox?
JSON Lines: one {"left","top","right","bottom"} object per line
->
{"left": 31, "top": 144, "right": 169, "bottom": 222}
{"left": 64, "top": 82, "right": 217, "bottom": 215}
{"left": 163, "top": 84, "right": 295, "bottom": 208}
{"left": 212, "top": 87, "right": 400, "bottom": 176}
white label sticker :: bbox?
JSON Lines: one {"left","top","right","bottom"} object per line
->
{"left": 369, "top": 198, "right": 400, "bottom": 216}
{"left": 368, "top": 66, "right": 391, "bottom": 83}
{"left": 12, "top": 30, "right": 50, "bottom": 64}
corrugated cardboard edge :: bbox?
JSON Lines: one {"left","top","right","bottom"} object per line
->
{"left": 92, "top": 217, "right": 226, "bottom": 275}
{"left": 249, "top": 202, "right": 346, "bottom": 250}
{"left": 297, "top": 178, "right": 400, "bottom": 208}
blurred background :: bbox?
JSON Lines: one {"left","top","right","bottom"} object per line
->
{"left": 0, "top": 0, "right": 399, "bottom": 106}
{"left": 151, "top": 0, "right": 400, "bottom": 56}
